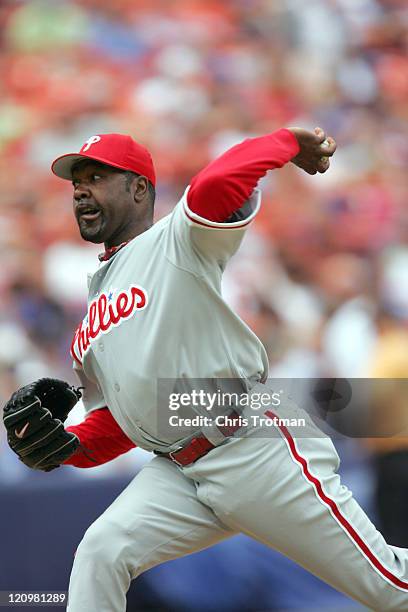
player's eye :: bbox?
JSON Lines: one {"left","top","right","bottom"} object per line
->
{"left": 71, "top": 174, "right": 101, "bottom": 188}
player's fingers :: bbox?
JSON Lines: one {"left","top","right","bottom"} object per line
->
{"left": 317, "top": 157, "right": 330, "bottom": 173}
{"left": 314, "top": 126, "right": 327, "bottom": 144}
{"left": 319, "top": 137, "right": 337, "bottom": 157}
{"left": 305, "top": 166, "right": 318, "bottom": 175}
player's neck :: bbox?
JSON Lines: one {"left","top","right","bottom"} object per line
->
{"left": 104, "top": 219, "right": 153, "bottom": 250}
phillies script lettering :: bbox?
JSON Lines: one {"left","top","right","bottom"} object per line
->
{"left": 71, "top": 285, "right": 147, "bottom": 364}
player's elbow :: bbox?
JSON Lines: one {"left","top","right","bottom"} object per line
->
{"left": 188, "top": 174, "right": 248, "bottom": 222}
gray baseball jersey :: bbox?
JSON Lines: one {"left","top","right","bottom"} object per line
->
{"left": 71, "top": 186, "right": 266, "bottom": 452}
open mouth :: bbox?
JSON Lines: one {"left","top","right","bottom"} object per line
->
{"left": 78, "top": 206, "right": 101, "bottom": 222}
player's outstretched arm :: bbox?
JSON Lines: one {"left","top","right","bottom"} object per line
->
{"left": 187, "top": 126, "right": 336, "bottom": 223}
{"left": 187, "top": 128, "right": 298, "bottom": 223}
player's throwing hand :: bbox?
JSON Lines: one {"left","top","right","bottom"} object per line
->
{"left": 289, "top": 126, "right": 337, "bottom": 175}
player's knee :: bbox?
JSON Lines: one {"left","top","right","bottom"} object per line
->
{"left": 75, "top": 518, "right": 131, "bottom": 570}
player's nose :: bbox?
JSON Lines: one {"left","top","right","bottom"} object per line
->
{"left": 73, "top": 181, "right": 92, "bottom": 203}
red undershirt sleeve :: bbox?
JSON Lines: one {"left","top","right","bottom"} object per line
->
{"left": 187, "top": 127, "right": 299, "bottom": 222}
{"left": 63, "top": 407, "right": 136, "bottom": 468}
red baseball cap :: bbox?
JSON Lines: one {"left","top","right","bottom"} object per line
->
{"left": 51, "top": 133, "right": 156, "bottom": 186}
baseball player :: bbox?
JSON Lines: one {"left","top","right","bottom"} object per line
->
{"left": 3, "top": 127, "right": 408, "bottom": 612}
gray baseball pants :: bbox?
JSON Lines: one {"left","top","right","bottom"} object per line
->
{"left": 67, "top": 403, "right": 408, "bottom": 612}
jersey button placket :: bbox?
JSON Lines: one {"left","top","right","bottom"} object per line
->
{"left": 114, "top": 383, "right": 120, "bottom": 392}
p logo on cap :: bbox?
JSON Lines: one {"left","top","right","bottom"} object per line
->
{"left": 82, "top": 136, "right": 101, "bottom": 152}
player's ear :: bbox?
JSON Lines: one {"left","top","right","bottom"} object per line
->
{"left": 133, "top": 176, "right": 149, "bottom": 204}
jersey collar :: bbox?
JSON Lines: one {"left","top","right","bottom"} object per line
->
{"left": 98, "top": 240, "right": 131, "bottom": 262}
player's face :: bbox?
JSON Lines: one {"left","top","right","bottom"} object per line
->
{"left": 72, "top": 161, "right": 139, "bottom": 247}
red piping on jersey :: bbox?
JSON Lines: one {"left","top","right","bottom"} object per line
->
{"left": 182, "top": 197, "right": 256, "bottom": 229}
{"left": 264, "top": 410, "right": 408, "bottom": 591}
{"left": 64, "top": 407, "right": 136, "bottom": 468}
{"left": 187, "top": 128, "right": 299, "bottom": 222}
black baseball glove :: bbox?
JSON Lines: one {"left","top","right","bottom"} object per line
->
{"left": 3, "top": 378, "right": 83, "bottom": 472}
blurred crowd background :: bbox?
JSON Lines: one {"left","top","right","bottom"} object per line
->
{"left": 0, "top": 0, "right": 407, "bottom": 610}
